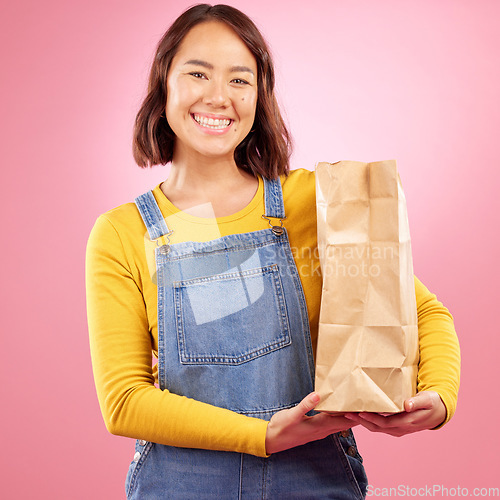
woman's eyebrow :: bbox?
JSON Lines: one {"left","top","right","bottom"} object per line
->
{"left": 184, "top": 59, "right": 213, "bottom": 69}
{"left": 184, "top": 59, "right": 254, "bottom": 75}
{"left": 230, "top": 65, "right": 254, "bottom": 75}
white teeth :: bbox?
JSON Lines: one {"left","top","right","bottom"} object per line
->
{"left": 193, "top": 114, "right": 231, "bottom": 129}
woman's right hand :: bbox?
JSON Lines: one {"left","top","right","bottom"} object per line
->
{"left": 265, "top": 392, "right": 356, "bottom": 454}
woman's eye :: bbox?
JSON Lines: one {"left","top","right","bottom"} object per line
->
{"left": 189, "top": 72, "right": 206, "bottom": 79}
{"left": 231, "top": 78, "right": 249, "bottom": 85}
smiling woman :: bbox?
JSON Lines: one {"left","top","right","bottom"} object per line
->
{"left": 165, "top": 22, "right": 258, "bottom": 164}
{"left": 132, "top": 4, "right": 291, "bottom": 181}
{"left": 86, "top": 3, "right": 460, "bottom": 499}
{"left": 160, "top": 21, "right": 261, "bottom": 216}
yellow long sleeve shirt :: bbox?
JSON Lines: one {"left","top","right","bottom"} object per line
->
{"left": 86, "top": 168, "right": 460, "bottom": 458}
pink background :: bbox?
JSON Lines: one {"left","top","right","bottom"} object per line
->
{"left": 2, "top": 0, "right": 499, "bottom": 497}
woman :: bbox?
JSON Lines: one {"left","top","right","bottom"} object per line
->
{"left": 86, "top": 4, "right": 460, "bottom": 499}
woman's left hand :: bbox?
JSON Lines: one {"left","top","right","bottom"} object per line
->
{"left": 343, "top": 391, "right": 447, "bottom": 437}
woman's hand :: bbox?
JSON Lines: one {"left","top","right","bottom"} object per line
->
{"left": 343, "top": 391, "right": 447, "bottom": 437}
{"left": 265, "top": 392, "right": 356, "bottom": 454}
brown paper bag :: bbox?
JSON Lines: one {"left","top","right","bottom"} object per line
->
{"left": 314, "top": 160, "right": 419, "bottom": 413}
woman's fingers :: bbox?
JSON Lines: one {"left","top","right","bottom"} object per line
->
{"left": 404, "top": 391, "right": 435, "bottom": 412}
{"left": 344, "top": 391, "right": 447, "bottom": 436}
{"left": 293, "top": 392, "right": 320, "bottom": 419}
{"left": 265, "top": 393, "right": 354, "bottom": 454}
{"left": 345, "top": 411, "right": 410, "bottom": 428}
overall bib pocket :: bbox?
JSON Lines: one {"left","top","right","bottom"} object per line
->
{"left": 173, "top": 264, "right": 291, "bottom": 365}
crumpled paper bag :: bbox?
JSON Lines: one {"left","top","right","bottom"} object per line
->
{"left": 314, "top": 160, "right": 419, "bottom": 413}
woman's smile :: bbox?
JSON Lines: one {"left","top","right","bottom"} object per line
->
{"left": 191, "top": 112, "right": 234, "bottom": 134}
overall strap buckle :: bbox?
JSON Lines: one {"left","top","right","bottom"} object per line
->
{"left": 261, "top": 215, "right": 287, "bottom": 236}
{"left": 154, "top": 230, "right": 175, "bottom": 255}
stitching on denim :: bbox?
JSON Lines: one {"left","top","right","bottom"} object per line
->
{"left": 145, "top": 191, "right": 170, "bottom": 237}
{"left": 263, "top": 177, "right": 285, "bottom": 219}
{"left": 174, "top": 285, "right": 186, "bottom": 364}
{"left": 331, "top": 434, "right": 364, "bottom": 499}
{"left": 179, "top": 339, "right": 292, "bottom": 365}
{"left": 164, "top": 235, "right": 278, "bottom": 262}
{"left": 157, "top": 282, "right": 166, "bottom": 390}
{"left": 238, "top": 454, "right": 244, "bottom": 500}
{"left": 172, "top": 263, "right": 278, "bottom": 287}
{"left": 261, "top": 454, "right": 269, "bottom": 500}
{"left": 135, "top": 191, "right": 170, "bottom": 240}
{"left": 126, "top": 441, "right": 154, "bottom": 498}
{"left": 280, "top": 233, "right": 317, "bottom": 382}
{"left": 233, "top": 401, "right": 297, "bottom": 415}
{"left": 136, "top": 191, "right": 172, "bottom": 392}
{"left": 346, "top": 428, "right": 364, "bottom": 463}
{"left": 174, "top": 264, "right": 292, "bottom": 365}
{"left": 135, "top": 193, "right": 158, "bottom": 239}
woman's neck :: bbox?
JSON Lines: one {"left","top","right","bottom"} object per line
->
{"left": 161, "top": 153, "right": 259, "bottom": 218}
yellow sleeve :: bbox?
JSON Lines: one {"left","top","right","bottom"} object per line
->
{"left": 86, "top": 215, "right": 269, "bottom": 457}
{"left": 414, "top": 276, "right": 461, "bottom": 427}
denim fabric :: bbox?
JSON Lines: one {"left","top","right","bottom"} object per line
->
{"left": 128, "top": 178, "right": 368, "bottom": 499}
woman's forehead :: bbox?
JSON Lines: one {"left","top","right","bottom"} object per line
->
{"left": 173, "top": 21, "right": 257, "bottom": 70}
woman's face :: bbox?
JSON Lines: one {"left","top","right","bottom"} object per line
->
{"left": 165, "top": 21, "right": 258, "bottom": 164}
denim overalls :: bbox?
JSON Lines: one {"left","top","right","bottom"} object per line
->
{"left": 127, "top": 177, "right": 368, "bottom": 499}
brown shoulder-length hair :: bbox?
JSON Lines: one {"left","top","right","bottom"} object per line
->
{"left": 132, "top": 4, "right": 292, "bottom": 179}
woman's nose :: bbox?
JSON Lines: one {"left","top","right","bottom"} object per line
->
{"left": 202, "top": 80, "right": 230, "bottom": 108}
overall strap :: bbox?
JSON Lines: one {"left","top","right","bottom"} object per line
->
{"left": 263, "top": 177, "right": 286, "bottom": 219}
{"left": 135, "top": 191, "right": 171, "bottom": 240}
